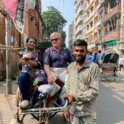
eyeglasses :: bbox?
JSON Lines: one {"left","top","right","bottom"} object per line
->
{"left": 51, "top": 38, "right": 59, "bottom": 42}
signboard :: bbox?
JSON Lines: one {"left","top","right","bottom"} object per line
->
{"left": 25, "top": 0, "right": 35, "bottom": 9}
{"left": 14, "top": 0, "right": 25, "bottom": 34}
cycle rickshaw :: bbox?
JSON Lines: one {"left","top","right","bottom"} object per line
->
{"left": 14, "top": 42, "right": 69, "bottom": 124}
{"left": 100, "top": 49, "right": 121, "bottom": 83}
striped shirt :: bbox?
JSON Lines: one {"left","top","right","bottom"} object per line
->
{"left": 65, "top": 60, "right": 100, "bottom": 117}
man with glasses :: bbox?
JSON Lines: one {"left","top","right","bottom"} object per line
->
{"left": 43, "top": 32, "right": 74, "bottom": 97}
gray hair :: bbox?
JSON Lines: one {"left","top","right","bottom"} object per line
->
{"left": 50, "top": 32, "right": 62, "bottom": 41}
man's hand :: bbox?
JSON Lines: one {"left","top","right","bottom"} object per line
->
{"left": 47, "top": 74, "right": 55, "bottom": 84}
{"left": 64, "top": 94, "right": 74, "bottom": 105}
{"left": 64, "top": 111, "right": 70, "bottom": 121}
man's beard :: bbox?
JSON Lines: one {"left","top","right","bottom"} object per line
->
{"left": 74, "top": 56, "right": 86, "bottom": 62}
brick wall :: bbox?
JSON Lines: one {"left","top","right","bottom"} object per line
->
{"left": 0, "top": 1, "right": 42, "bottom": 80}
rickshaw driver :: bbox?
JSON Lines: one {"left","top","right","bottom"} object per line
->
{"left": 64, "top": 39, "right": 100, "bottom": 124}
{"left": 43, "top": 32, "right": 74, "bottom": 97}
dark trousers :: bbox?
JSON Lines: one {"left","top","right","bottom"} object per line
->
{"left": 18, "top": 72, "right": 31, "bottom": 100}
{"left": 119, "top": 64, "right": 123, "bottom": 71}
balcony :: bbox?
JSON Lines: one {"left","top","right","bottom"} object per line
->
{"left": 101, "top": 5, "right": 121, "bottom": 23}
{"left": 86, "top": 27, "right": 94, "bottom": 35}
{"left": 100, "top": 0, "right": 105, "bottom": 4}
{"left": 77, "top": 15, "right": 83, "bottom": 25}
{"left": 96, "top": 20, "right": 101, "bottom": 27}
{"left": 118, "top": 40, "right": 124, "bottom": 44}
{"left": 118, "top": 44, "right": 124, "bottom": 50}
{"left": 86, "top": 12, "right": 94, "bottom": 24}
{"left": 77, "top": 5, "right": 84, "bottom": 17}
{"left": 86, "top": 0, "right": 94, "bottom": 12}
{"left": 76, "top": 25, "right": 82, "bottom": 35}
{"left": 96, "top": 3, "right": 101, "bottom": 10}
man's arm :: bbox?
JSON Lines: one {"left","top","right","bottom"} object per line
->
{"left": 74, "top": 64, "right": 100, "bottom": 102}
{"left": 43, "top": 49, "right": 55, "bottom": 84}
{"left": 44, "top": 64, "right": 52, "bottom": 76}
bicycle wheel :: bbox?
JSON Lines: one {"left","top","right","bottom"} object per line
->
{"left": 114, "top": 71, "right": 121, "bottom": 83}
{"left": 22, "top": 114, "right": 39, "bottom": 124}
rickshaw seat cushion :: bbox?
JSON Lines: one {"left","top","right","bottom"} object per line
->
{"left": 38, "top": 84, "right": 53, "bottom": 94}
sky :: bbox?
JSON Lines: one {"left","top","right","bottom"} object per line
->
{"left": 41, "top": 0, "right": 75, "bottom": 47}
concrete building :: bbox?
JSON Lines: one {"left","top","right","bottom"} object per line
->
{"left": 68, "top": 23, "right": 74, "bottom": 51}
{"left": 74, "top": 0, "right": 94, "bottom": 50}
{"left": 84, "top": 0, "right": 94, "bottom": 45}
{"left": 93, "top": 0, "right": 121, "bottom": 52}
{"left": 118, "top": 0, "right": 124, "bottom": 54}
{"left": 74, "top": 0, "right": 85, "bottom": 40}
{"left": 0, "top": 0, "right": 42, "bottom": 80}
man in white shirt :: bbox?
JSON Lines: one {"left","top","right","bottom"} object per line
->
{"left": 119, "top": 56, "right": 124, "bottom": 71}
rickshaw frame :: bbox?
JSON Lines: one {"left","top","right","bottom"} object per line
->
{"left": 14, "top": 41, "right": 69, "bottom": 124}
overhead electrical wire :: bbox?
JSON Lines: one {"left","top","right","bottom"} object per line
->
{"left": 62, "top": 0, "right": 64, "bottom": 15}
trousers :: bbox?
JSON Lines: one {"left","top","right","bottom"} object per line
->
{"left": 18, "top": 72, "right": 31, "bottom": 100}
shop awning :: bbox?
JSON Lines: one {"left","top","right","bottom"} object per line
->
{"left": 105, "top": 40, "right": 117, "bottom": 46}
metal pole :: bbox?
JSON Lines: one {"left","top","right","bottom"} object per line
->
{"left": 5, "top": 13, "right": 12, "bottom": 94}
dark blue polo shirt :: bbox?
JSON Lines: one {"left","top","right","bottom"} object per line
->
{"left": 43, "top": 47, "right": 74, "bottom": 67}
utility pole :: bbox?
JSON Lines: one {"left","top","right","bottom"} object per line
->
{"left": 5, "top": 13, "right": 12, "bottom": 94}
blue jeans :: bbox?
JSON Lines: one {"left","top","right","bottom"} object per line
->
{"left": 18, "top": 72, "right": 31, "bottom": 100}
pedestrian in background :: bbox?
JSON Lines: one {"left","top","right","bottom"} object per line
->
{"left": 119, "top": 56, "right": 124, "bottom": 72}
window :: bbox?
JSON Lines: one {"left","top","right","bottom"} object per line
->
{"left": 90, "top": 7, "right": 93, "bottom": 13}
{"left": 99, "top": 10, "right": 103, "bottom": 19}
{"left": 88, "top": 0, "right": 90, "bottom": 4}
{"left": 87, "top": 12, "right": 89, "bottom": 17}
{"left": 98, "top": 30, "right": 101, "bottom": 37}
{"left": 87, "top": 25, "right": 89, "bottom": 30}
{"left": 83, "top": 16, "right": 86, "bottom": 23}
{"left": 90, "top": 21, "right": 93, "bottom": 27}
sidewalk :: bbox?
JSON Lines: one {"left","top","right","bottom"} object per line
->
{"left": 0, "top": 80, "right": 17, "bottom": 124}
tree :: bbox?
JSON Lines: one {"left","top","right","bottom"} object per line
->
{"left": 42, "top": 6, "right": 67, "bottom": 43}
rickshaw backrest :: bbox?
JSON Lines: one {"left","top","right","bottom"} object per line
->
{"left": 101, "top": 50, "right": 119, "bottom": 63}
{"left": 35, "top": 42, "right": 52, "bottom": 67}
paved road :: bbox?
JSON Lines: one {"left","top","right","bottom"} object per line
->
{"left": 97, "top": 73, "right": 124, "bottom": 124}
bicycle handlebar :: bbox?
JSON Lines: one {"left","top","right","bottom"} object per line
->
{"left": 26, "top": 98, "right": 69, "bottom": 114}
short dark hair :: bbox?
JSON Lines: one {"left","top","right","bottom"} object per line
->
{"left": 26, "top": 36, "right": 37, "bottom": 44}
{"left": 74, "top": 39, "right": 87, "bottom": 48}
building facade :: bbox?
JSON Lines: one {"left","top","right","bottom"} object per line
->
{"left": 118, "top": 0, "right": 124, "bottom": 54}
{"left": 73, "top": 0, "right": 122, "bottom": 53}
{"left": 93, "top": 0, "right": 121, "bottom": 52}
{"left": 0, "top": 0, "right": 42, "bottom": 80}
{"left": 68, "top": 23, "right": 74, "bottom": 51}
{"left": 74, "top": 0, "right": 95, "bottom": 49}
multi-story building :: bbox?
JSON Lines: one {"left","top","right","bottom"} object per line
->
{"left": 74, "top": 0, "right": 94, "bottom": 50}
{"left": 84, "top": 0, "right": 94, "bottom": 45}
{"left": 74, "top": 0, "right": 85, "bottom": 40}
{"left": 68, "top": 23, "right": 74, "bottom": 51}
{"left": 118, "top": 0, "right": 124, "bottom": 54}
{"left": 0, "top": 0, "right": 42, "bottom": 80}
{"left": 93, "top": 0, "right": 121, "bottom": 52}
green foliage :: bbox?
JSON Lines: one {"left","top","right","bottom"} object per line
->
{"left": 60, "top": 30, "right": 66, "bottom": 45}
{"left": 42, "top": 6, "right": 67, "bottom": 43}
